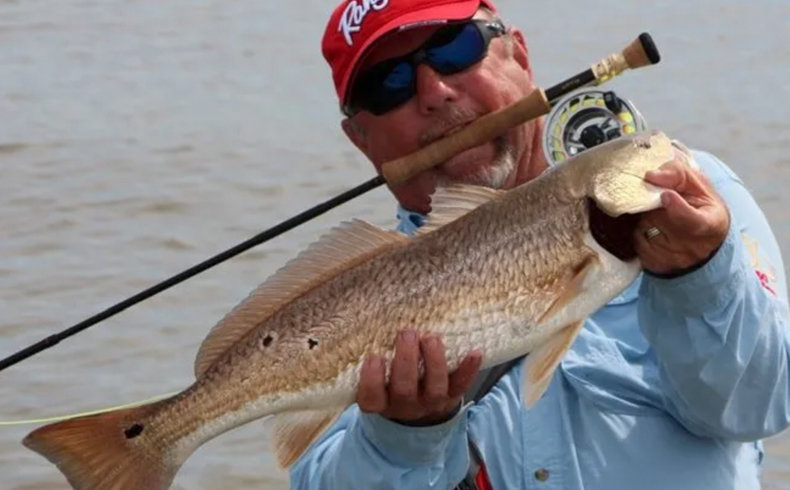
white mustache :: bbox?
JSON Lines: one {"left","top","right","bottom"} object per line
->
{"left": 418, "top": 106, "right": 482, "bottom": 148}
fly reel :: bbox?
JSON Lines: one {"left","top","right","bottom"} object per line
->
{"left": 543, "top": 87, "right": 647, "bottom": 167}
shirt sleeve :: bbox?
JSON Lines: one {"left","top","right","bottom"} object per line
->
{"left": 289, "top": 404, "right": 471, "bottom": 489}
{"left": 638, "top": 151, "right": 790, "bottom": 441}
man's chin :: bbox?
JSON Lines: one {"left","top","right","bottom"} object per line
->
{"left": 437, "top": 142, "right": 514, "bottom": 189}
{"left": 397, "top": 144, "right": 514, "bottom": 213}
{"left": 440, "top": 152, "right": 485, "bottom": 181}
{"left": 441, "top": 159, "right": 513, "bottom": 189}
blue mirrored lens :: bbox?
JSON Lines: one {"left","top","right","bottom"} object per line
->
{"left": 426, "top": 23, "right": 485, "bottom": 74}
{"left": 382, "top": 61, "right": 414, "bottom": 91}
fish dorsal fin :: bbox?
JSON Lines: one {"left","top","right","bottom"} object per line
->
{"left": 194, "top": 219, "right": 407, "bottom": 377}
{"left": 271, "top": 409, "right": 344, "bottom": 468}
{"left": 417, "top": 184, "right": 505, "bottom": 235}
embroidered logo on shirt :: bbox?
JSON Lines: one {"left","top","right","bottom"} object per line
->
{"left": 743, "top": 234, "right": 777, "bottom": 296}
{"left": 338, "top": 0, "right": 389, "bottom": 46}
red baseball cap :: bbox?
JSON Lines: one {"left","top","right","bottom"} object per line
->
{"left": 321, "top": 0, "right": 498, "bottom": 111}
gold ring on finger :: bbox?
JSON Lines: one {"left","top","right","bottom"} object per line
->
{"left": 644, "top": 227, "right": 662, "bottom": 241}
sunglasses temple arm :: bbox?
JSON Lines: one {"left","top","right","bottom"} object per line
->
{"left": 381, "top": 33, "right": 661, "bottom": 186}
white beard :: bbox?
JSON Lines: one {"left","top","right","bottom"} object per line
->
{"left": 447, "top": 137, "right": 516, "bottom": 189}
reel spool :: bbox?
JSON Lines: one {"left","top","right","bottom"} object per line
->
{"left": 543, "top": 87, "right": 647, "bottom": 167}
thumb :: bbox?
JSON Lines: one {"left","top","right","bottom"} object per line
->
{"left": 645, "top": 166, "right": 684, "bottom": 190}
{"left": 646, "top": 161, "right": 710, "bottom": 198}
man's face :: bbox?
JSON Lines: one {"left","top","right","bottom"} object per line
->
{"left": 343, "top": 12, "right": 544, "bottom": 213}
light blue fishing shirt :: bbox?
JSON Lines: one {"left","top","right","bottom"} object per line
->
{"left": 290, "top": 151, "right": 790, "bottom": 490}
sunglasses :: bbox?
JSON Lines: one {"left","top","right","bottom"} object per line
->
{"left": 344, "top": 19, "right": 507, "bottom": 117}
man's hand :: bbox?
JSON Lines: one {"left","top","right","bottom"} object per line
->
{"left": 357, "top": 330, "right": 483, "bottom": 425}
{"left": 635, "top": 149, "right": 730, "bottom": 275}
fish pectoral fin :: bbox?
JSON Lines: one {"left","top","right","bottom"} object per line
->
{"left": 537, "top": 255, "right": 596, "bottom": 325}
{"left": 271, "top": 408, "right": 344, "bottom": 468}
{"left": 524, "top": 256, "right": 595, "bottom": 407}
{"left": 522, "top": 319, "right": 584, "bottom": 408}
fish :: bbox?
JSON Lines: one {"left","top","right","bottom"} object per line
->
{"left": 23, "top": 130, "right": 684, "bottom": 490}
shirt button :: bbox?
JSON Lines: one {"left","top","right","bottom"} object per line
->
{"left": 534, "top": 468, "right": 550, "bottom": 482}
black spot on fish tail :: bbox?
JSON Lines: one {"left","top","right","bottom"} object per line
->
{"left": 263, "top": 335, "right": 273, "bottom": 347}
{"left": 124, "top": 423, "right": 144, "bottom": 439}
{"left": 308, "top": 338, "right": 319, "bottom": 350}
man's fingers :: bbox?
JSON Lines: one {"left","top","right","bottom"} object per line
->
{"left": 388, "top": 330, "right": 420, "bottom": 404}
{"left": 448, "top": 350, "right": 483, "bottom": 399}
{"left": 421, "top": 336, "right": 449, "bottom": 406}
{"left": 658, "top": 190, "right": 703, "bottom": 229}
{"left": 357, "top": 356, "right": 387, "bottom": 413}
{"left": 645, "top": 166, "right": 684, "bottom": 191}
{"left": 645, "top": 158, "right": 709, "bottom": 198}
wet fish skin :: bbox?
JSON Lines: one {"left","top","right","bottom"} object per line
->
{"left": 23, "top": 130, "right": 678, "bottom": 490}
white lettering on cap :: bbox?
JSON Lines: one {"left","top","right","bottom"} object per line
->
{"left": 338, "top": 0, "right": 390, "bottom": 46}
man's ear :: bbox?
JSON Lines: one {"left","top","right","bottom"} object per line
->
{"left": 341, "top": 117, "right": 370, "bottom": 156}
{"left": 509, "top": 28, "right": 532, "bottom": 79}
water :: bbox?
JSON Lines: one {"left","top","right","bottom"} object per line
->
{"left": 1, "top": 0, "right": 788, "bottom": 488}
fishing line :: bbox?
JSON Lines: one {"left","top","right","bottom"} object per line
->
{"left": 0, "top": 32, "right": 661, "bottom": 374}
{"left": 0, "top": 391, "right": 179, "bottom": 426}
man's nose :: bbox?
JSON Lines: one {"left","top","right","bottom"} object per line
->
{"left": 414, "top": 64, "right": 459, "bottom": 114}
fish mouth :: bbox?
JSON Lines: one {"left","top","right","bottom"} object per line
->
{"left": 587, "top": 198, "right": 640, "bottom": 261}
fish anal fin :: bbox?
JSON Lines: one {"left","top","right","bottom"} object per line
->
{"left": 417, "top": 184, "right": 506, "bottom": 235}
{"left": 537, "top": 255, "right": 597, "bottom": 325}
{"left": 194, "top": 220, "right": 407, "bottom": 377}
{"left": 522, "top": 319, "right": 585, "bottom": 408}
{"left": 272, "top": 409, "right": 343, "bottom": 468}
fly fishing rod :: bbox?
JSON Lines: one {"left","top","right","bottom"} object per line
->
{"left": 0, "top": 32, "right": 660, "bottom": 374}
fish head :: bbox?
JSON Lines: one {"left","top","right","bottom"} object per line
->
{"left": 554, "top": 130, "right": 693, "bottom": 262}
{"left": 561, "top": 129, "right": 688, "bottom": 217}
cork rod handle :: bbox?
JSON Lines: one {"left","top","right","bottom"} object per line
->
{"left": 381, "top": 89, "right": 550, "bottom": 186}
{"left": 380, "top": 33, "right": 661, "bottom": 187}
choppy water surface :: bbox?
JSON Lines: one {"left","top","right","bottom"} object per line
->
{"left": 1, "top": 0, "right": 788, "bottom": 488}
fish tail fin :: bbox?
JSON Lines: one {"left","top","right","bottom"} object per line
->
{"left": 23, "top": 399, "right": 180, "bottom": 490}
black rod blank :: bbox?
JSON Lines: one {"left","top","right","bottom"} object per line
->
{"left": 0, "top": 176, "right": 385, "bottom": 373}
{"left": 0, "top": 33, "right": 661, "bottom": 374}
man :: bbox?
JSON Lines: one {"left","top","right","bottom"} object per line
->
{"left": 291, "top": 0, "right": 790, "bottom": 488}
